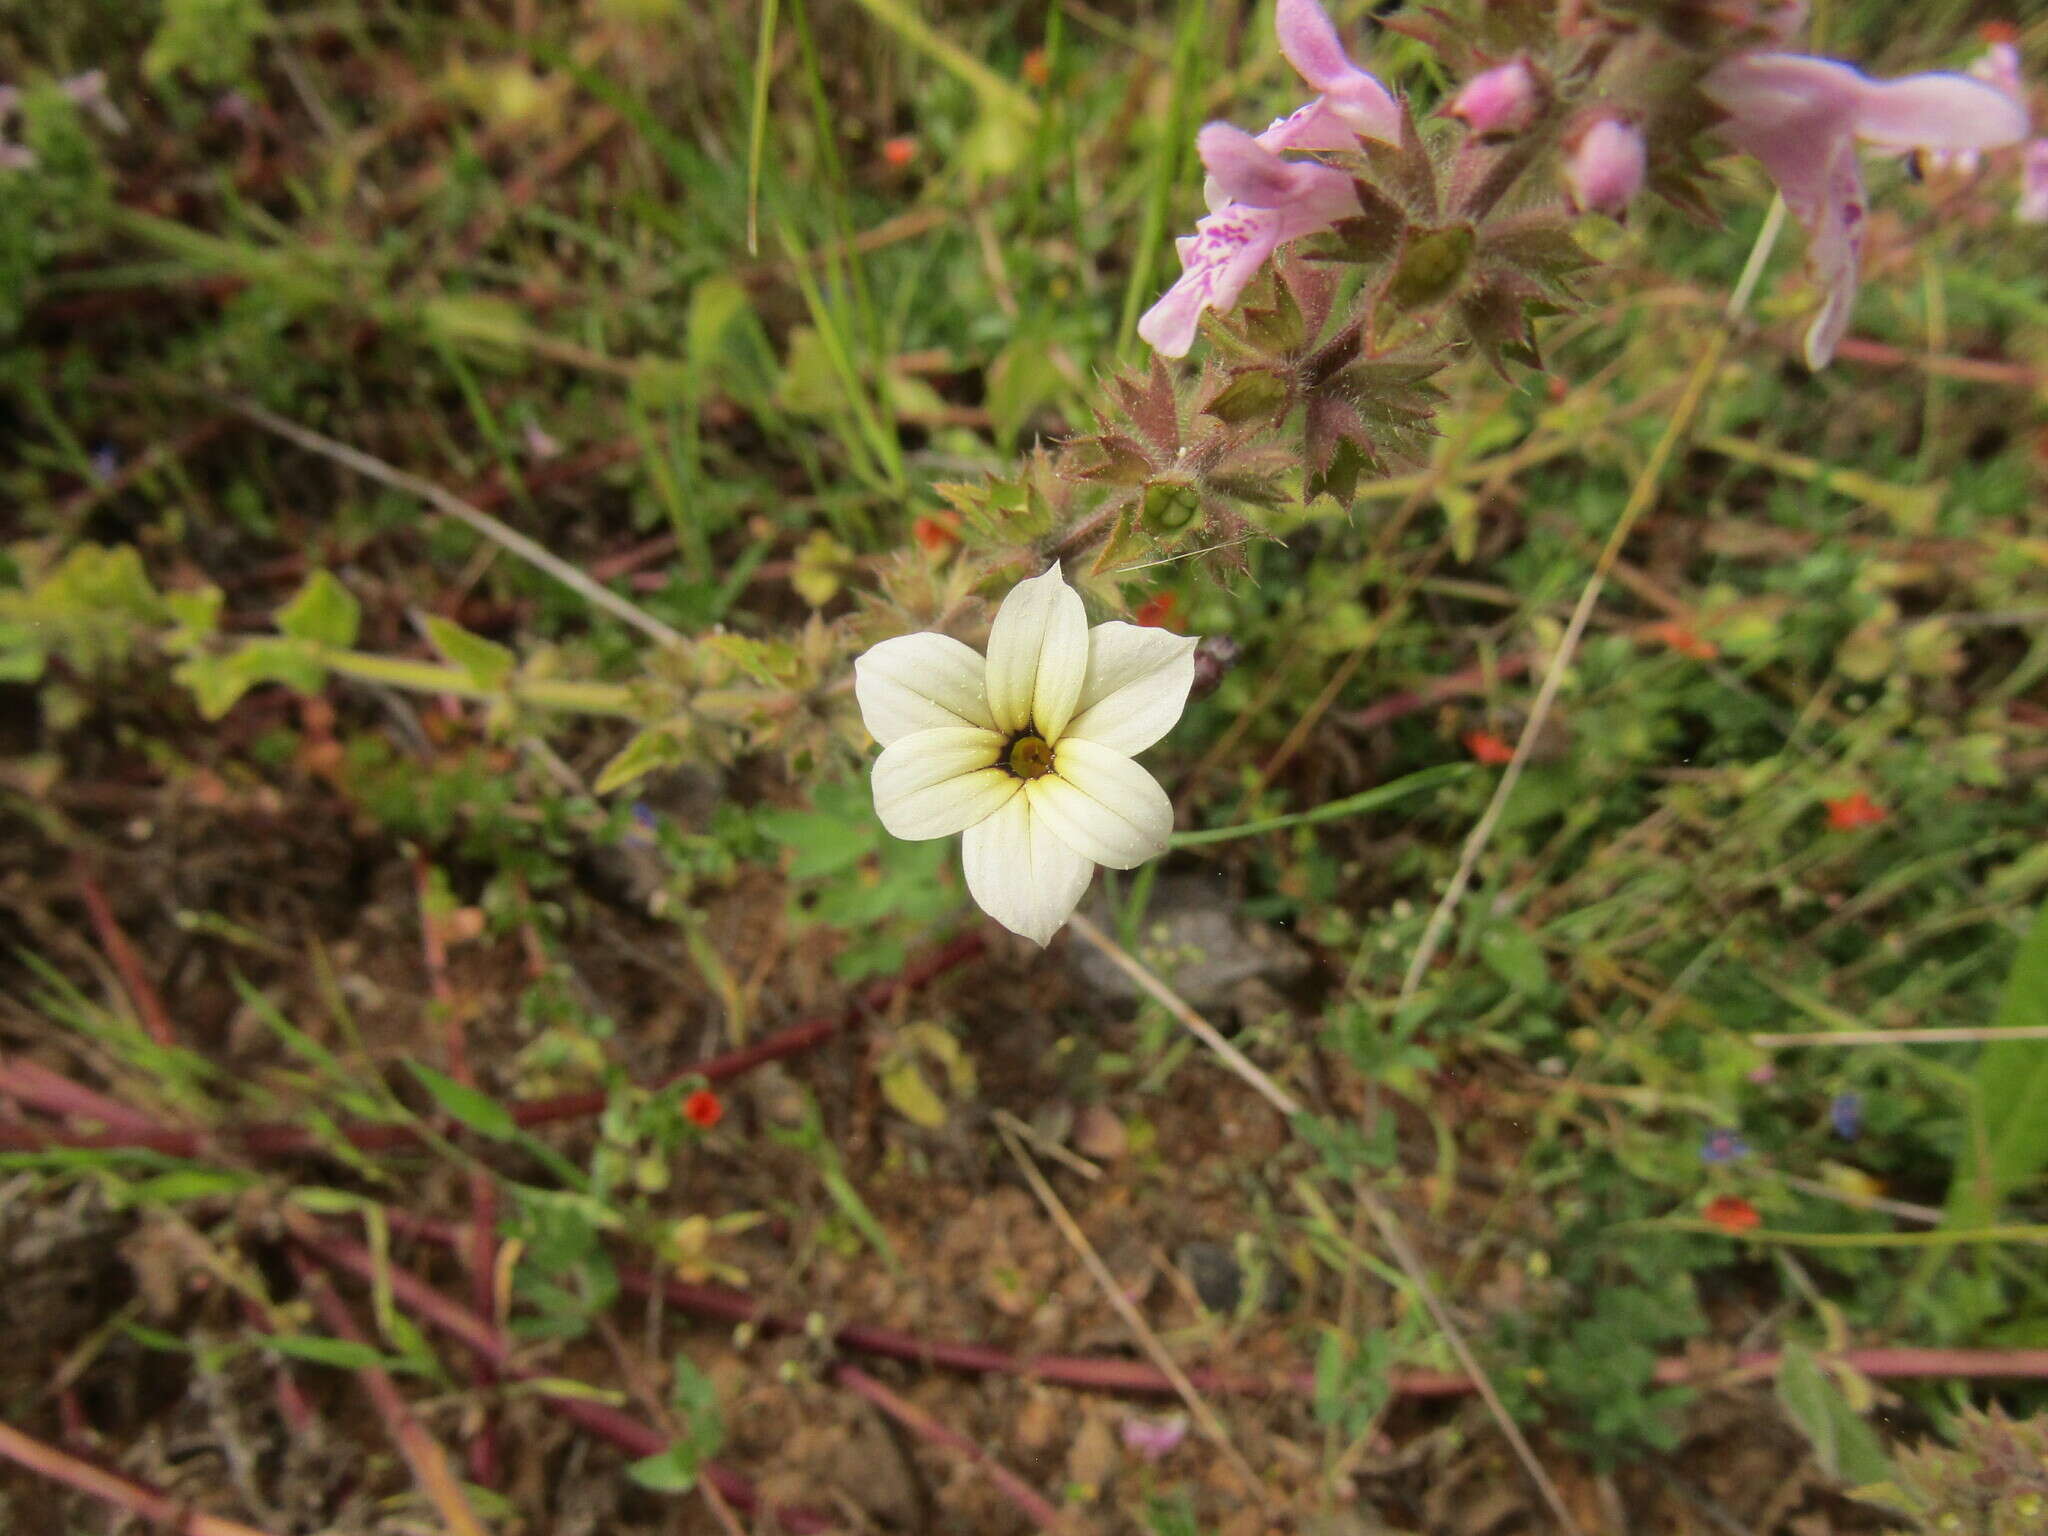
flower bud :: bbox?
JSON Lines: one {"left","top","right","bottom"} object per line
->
{"left": 1563, "top": 117, "right": 1645, "bottom": 215}
{"left": 1190, "top": 635, "right": 1241, "bottom": 699}
{"left": 1447, "top": 59, "right": 1537, "bottom": 136}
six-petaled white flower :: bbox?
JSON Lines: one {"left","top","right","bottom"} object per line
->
{"left": 854, "top": 564, "right": 1197, "bottom": 946}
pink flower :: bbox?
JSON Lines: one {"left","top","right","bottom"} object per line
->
{"left": 1705, "top": 53, "right": 2030, "bottom": 368}
{"left": 1138, "top": 122, "right": 1360, "bottom": 357}
{"left": 1923, "top": 45, "right": 2024, "bottom": 175}
{"left": 1273, "top": 0, "right": 1401, "bottom": 144}
{"left": 1139, "top": 0, "right": 1397, "bottom": 356}
{"left": 1448, "top": 59, "right": 1538, "bottom": 136}
{"left": 1564, "top": 117, "right": 1646, "bottom": 215}
{"left": 2019, "top": 139, "right": 2048, "bottom": 223}
{"left": 1119, "top": 1412, "right": 1189, "bottom": 1461}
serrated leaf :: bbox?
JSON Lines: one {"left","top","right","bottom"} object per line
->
{"left": 173, "top": 639, "right": 329, "bottom": 719}
{"left": 1068, "top": 434, "right": 1155, "bottom": 486}
{"left": 408, "top": 1061, "right": 516, "bottom": 1141}
{"left": 594, "top": 725, "right": 688, "bottom": 795}
{"left": 276, "top": 571, "right": 361, "bottom": 648}
{"left": 421, "top": 615, "right": 514, "bottom": 691}
{"left": 1203, "top": 370, "right": 1289, "bottom": 426}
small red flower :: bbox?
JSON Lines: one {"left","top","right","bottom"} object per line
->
{"left": 1981, "top": 21, "right": 2019, "bottom": 46}
{"left": 911, "top": 512, "right": 958, "bottom": 554}
{"left": 1022, "top": 48, "right": 1052, "bottom": 88}
{"left": 880, "top": 135, "right": 920, "bottom": 169}
{"left": 1824, "top": 792, "right": 1888, "bottom": 832}
{"left": 683, "top": 1090, "right": 723, "bottom": 1130}
{"left": 1464, "top": 730, "right": 1514, "bottom": 766}
{"left": 1644, "top": 620, "right": 1718, "bottom": 660}
{"left": 1134, "top": 592, "right": 1181, "bottom": 631}
{"left": 1702, "top": 1195, "right": 1761, "bottom": 1235}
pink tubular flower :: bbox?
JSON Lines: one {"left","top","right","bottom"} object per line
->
{"left": 1564, "top": 117, "right": 1646, "bottom": 215}
{"left": 1139, "top": 0, "right": 1398, "bottom": 355}
{"left": 1704, "top": 52, "right": 2030, "bottom": 368}
{"left": 1274, "top": 0, "right": 1401, "bottom": 144}
{"left": 1138, "top": 122, "right": 1360, "bottom": 357}
{"left": 2019, "top": 139, "right": 2048, "bottom": 223}
{"left": 1923, "top": 44, "right": 2024, "bottom": 175}
{"left": 1448, "top": 59, "right": 1538, "bottom": 136}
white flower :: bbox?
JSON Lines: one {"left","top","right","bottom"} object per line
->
{"left": 853, "top": 564, "right": 1198, "bottom": 946}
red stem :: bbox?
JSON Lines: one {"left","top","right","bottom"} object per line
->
{"left": 0, "top": 1056, "right": 166, "bottom": 1137}
{"left": 289, "top": 1256, "right": 489, "bottom": 1536}
{"left": 0, "top": 934, "right": 985, "bottom": 1160}
{"left": 285, "top": 1217, "right": 836, "bottom": 1533}
{"left": 383, "top": 1211, "right": 2048, "bottom": 1401}
{"left": 0, "top": 1419, "right": 279, "bottom": 1536}
{"left": 71, "top": 856, "right": 177, "bottom": 1047}
{"left": 833, "top": 1364, "right": 1066, "bottom": 1530}
{"left": 231, "top": 1295, "right": 318, "bottom": 1436}
{"left": 413, "top": 854, "right": 502, "bottom": 1488}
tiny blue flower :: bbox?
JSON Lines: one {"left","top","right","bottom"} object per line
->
{"left": 1829, "top": 1092, "right": 1863, "bottom": 1141}
{"left": 1700, "top": 1129, "right": 1750, "bottom": 1165}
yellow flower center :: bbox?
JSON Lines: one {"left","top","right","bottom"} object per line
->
{"left": 1005, "top": 733, "right": 1053, "bottom": 780}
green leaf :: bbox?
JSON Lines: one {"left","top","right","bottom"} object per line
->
{"left": 879, "top": 1058, "right": 948, "bottom": 1129}
{"left": 757, "top": 805, "right": 875, "bottom": 881}
{"left": 594, "top": 724, "right": 689, "bottom": 795}
{"left": 276, "top": 570, "right": 361, "bottom": 648}
{"left": 626, "top": 1442, "right": 702, "bottom": 1493}
{"left": 1477, "top": 923, "right": 1551, "bottom": 998}
{"left": 1774, "top": 1345, "right": 1893, "bottom": 1486}
{"left": 421, "top": 614, "right": 515, "bottom": 692}
{"left": 407, "top": 1061, "right": 516, "bottom": 1141}
{"left": 174, "top": 639, "right": 329, "bottom": 719}
{"left": 261, "top": 1333, "right": 425, "bottom": 1374}
{"left": 123, "top": 1168, "right": 259, "bottom": 1205}
{"left": 1947, "top": 900, "right": 2048, "bottom": 1227}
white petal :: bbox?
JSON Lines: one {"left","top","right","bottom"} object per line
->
{"left": 960, "top": 793, "right": 1095, "bottom": 947}
{"left": 1031, "top": 739, "right": 1173, "bottom": 870}
{"left": 984, "top": 563, "right": 1088, "bottom": 738}
{"left": 853, "top": 632, "right": 994, "bottom": 746}
{"left": 1063, "top": 622, "right": 1199, "bottom": 756}
{"left": 871, "top": 727, "right": 1014, "bottom": 840}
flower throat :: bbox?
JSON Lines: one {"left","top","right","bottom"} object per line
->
{"left": 1005, "top": 732, "right": 1053, "bottom": 780}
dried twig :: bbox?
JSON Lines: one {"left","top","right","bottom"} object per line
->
{"left": 996, "top": 1121, "right": 1282, "bottom": 1515}
{"left": 0, "top": 1419, "right": 279, "bottom": 1536}
{"left": 1067, "top": 912, "right": 1584, "bottom": 1536}
{"left": 1398, "top": 199, "right": 1788, "bottom": 1003}
{"left": 1065, "top": 913, "right": 1296, "bottom": 1115}
{"left": 219, "top": 396, "right": 687, "bottom": 648}
{"left": 834, "top": 1365, "right": 1068, "bottom": 1531}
